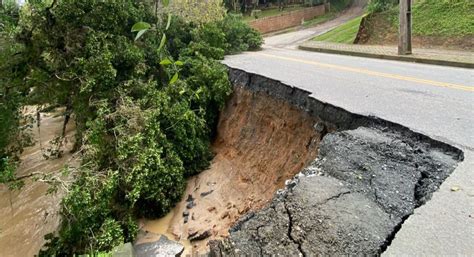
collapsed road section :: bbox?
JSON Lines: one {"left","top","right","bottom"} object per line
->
{"left": 138, "top": 68, "right": 463, "bottom": 256}
{"left": 206, "top": 69, "right": 463, "bottom": 256}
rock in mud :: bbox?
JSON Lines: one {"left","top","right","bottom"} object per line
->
{"left": 189, "top": 229, "right": 212, "bottom": 242}
{"left": 112, "top": 242, "right": 135, "bottom": 257}
{"left": 186, "top": 194, "right": 194, "bottom": 202}
{"left": 186, "top": 201, "right": 195, "bottom": 209}
{"left": 213, "top": 126, "right": 461, "bottom": 256}
{"left": 200, "top": 190, "right": 214, "bottom": 197}
{"left": 134, "top": 235, "right": 184, "bottom": 257}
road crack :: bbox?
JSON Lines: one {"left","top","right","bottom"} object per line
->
{"left": 283, "top": 201, "right": 307, "bottom": 257}
{"left": 323, "top": 190, "right": 350, "bottom": 204}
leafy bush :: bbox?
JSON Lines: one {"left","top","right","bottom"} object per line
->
{"left": 0, "top": 1, "right": 31, "bottom": 186}
{"left": 220, "top": 14, "right": 263, "bottom": 53}
{"left": 0, "top": 0, "right": 262, "bottom": 255}
{"left": 170, "top": 14, "right": 262, "bottom": 60}
{"left": 367, "top": 0, "right": 397, "bottom": 13}
{"left": 166, "top": 0, "right": 227, "bottom": 24}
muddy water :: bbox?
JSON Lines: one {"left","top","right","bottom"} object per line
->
{"left": 0, "top": 108, "right": 76, "bottom": 257}
{"left": 139, "top": 211, "right": 193, "bottom": 256}
{"left": 0, "top": 87, "right": 323, "bottom": 256}
{"left": 142, "top": 87, "right": 325, "bottom": 255}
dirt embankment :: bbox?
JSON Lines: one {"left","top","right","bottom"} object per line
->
{"left": 142, "top": 85, "right": 328, "bottom": 255}
{"left": 0, "top": 109, "right": 76, "bottom": 257}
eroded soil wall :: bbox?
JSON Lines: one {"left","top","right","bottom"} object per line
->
{"left": 142, "top": 82, "right": 329, "bottom": 254}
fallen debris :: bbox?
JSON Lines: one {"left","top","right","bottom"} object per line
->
{"left": 134, "top": 235, "right": 184, "bottom": 257}
{"left": 189, "top": 230, "right": 212, "bottom": 242}
{"left": 200, "top": 190, "right": 214, "bottom": 197}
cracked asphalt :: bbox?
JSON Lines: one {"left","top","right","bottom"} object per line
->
{"left": 223, "top": 125, "right": 462, "bottom": 255}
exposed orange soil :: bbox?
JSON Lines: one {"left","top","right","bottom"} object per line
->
{"left": 142, "top": 87, "right": 324, "bottom": 255}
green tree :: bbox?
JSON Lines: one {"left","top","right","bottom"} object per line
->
{"left": 1, "top": 0, "right": 262, "bottom": 254}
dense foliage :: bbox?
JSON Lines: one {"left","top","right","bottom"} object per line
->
{"left": 0, "top": 1, "right": 30, "bottom": 187}
{"left": 367, "top": 0, "right": 397, "bottom": 13}
{"left": 0, "top": 0, "right": 261, "bottom": 255}
{"left": 166, "top": 0, "right": 227, "bottom": 24}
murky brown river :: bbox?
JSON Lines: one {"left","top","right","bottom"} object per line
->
{"left": 0, "top": 108, "right": 76, "bottom": 257}
{"left": 0, "top": 86, "right": 320, "bottom": 256}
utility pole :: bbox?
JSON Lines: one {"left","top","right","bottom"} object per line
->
{"left": 398, "top": 0, "right": 412, "bottom": 55}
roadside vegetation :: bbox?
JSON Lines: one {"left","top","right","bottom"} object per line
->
{"left": 397, "top": 0, "right": 472, "bottom": 37}
{"left": 0, "top": 0, "right": 261, "bottom": 255}
{"left": 313, "top": 15, "right": 363, "bottom": 43}
{"left": 313, "top": 0, "right": 473, "bottom": 48}
{"left": 311, "top": 0, "right": 393, "bottom": 44}
{"left": 360, "top": 0, "right": 473, "bottom": 49}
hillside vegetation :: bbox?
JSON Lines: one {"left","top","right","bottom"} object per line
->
{"left": 411, "top": 0, "right": 473, "bottom": 37}
{"left": 360, "top": 0, "right": 474, "bottom": 49}
{"left": 313, "top": 15, "right": 363, "bottom": 43}
{"left": 313, "top": 0, "right": 473, "bottom": 49}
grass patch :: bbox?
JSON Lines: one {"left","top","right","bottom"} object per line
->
{"left": 313, "top": 15, "right": 363, "bottom": 43}
{"left": 303, "top": 12, "right": 336, "bottom": 28}
{"left": 378, "top": 0, "right": 473, "bottom": 37}
{"left": 412, "top": 0, "right": 473, "bottom": 36}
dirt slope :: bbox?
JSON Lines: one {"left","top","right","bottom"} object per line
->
{"left": 142, "top": 86, "right": 326, "bottom": 255}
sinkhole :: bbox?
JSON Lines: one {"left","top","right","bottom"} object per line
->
{"left": 137, "top": 69, "right": 463, "bottom": 257}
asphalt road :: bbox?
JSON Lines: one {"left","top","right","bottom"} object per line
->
{"left": 224, "top": 48, "right": 474, "bottom": 150}
{"left": 223, "top": 45, "right": 474, "bottom": 255}
{"left": 265, "top": 0, "right": 365, "bottom": 48}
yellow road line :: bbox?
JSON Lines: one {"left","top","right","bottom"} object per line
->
{"left": 254, "top": 52, "right": 474, "bottom": 92}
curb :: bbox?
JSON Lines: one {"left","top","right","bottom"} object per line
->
{"left": 298, "top": 45, "right": 474, "bottom": 69}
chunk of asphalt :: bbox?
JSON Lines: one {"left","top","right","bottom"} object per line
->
{"left": 134, "top": 235, "right": 184, "bottom": 257}
{"left": 186, "top": 201, "right": 195, "bottom": 209}
{"left": 111, "top": 242, "right": 135, "bottom": 257}
{"left": 211, "top": 126, "right": 461, "bottom": 256}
